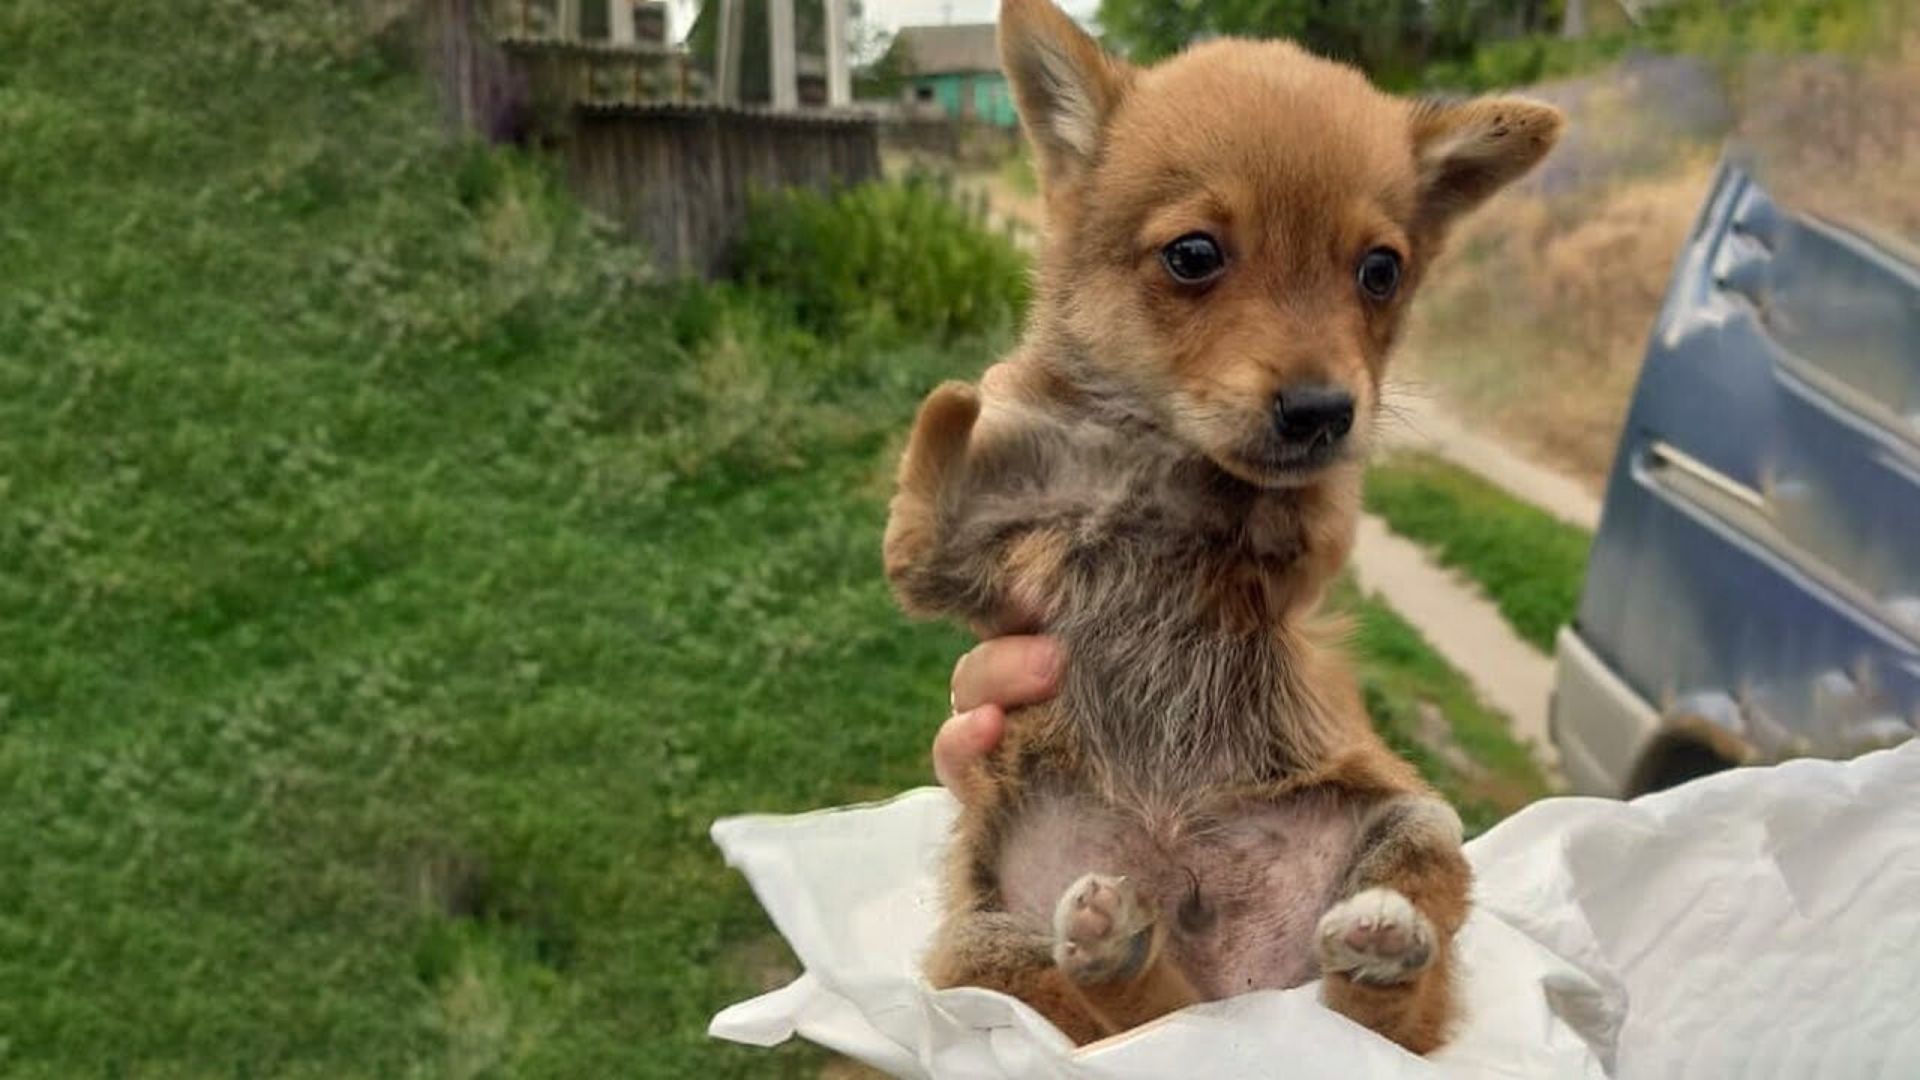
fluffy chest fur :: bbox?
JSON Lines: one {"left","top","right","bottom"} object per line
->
{"left": 907, "top": 390, "right": 1375, "bottom": 994}
{"left": 946, "top": 396, "right": 1357, "bottom": 791}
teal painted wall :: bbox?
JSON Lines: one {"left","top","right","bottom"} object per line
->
{"left": 909, "top": 72, "right": 1018, "bottom": 127}
{"left": 971, "top": 74, "right": 1016, "bottom": 127}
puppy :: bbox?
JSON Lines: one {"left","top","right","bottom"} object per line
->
{"left": 883, "top": 0, "right": 1560, "bottom": 1053}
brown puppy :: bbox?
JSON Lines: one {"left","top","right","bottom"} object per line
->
{"left": 884, "top": 0, "right": 1561, "bottom": 1054}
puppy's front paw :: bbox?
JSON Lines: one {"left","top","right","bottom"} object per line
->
{"left": 1317, "top": 887, "right": 1434, "bottom": 986}
{"left": 1052, "top": 873, "right": 1158, "bottom": 985}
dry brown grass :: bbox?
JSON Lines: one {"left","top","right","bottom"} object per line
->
{"left": 1402, "top": 30, "right": 1920, "bottom": 486}
{"left": 1740, "top": 35, "right": 1920, "bottom": 244}
{"left": 1399, "top": 160, "right": 1715, "bottom": 486}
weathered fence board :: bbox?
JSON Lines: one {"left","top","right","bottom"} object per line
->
{"left": 563, "top": 104, "right": 880, "bottom": 277}
{"left": 423, "top": 0, "right": 881, "bottom": 277}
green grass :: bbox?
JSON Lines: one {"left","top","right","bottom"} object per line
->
{"left": 1424, "top": 0, "right": 1898, "bottom": 91}
{"left": 1366, "top": 452, "right": 1593, "bottom": 653}
{"left": 0, "top": 3, "right": 986, "bottom": 1075}
{"left": 0, "top": 4, "right": 1546, "bottom": 1074}
{"left": 999, "top": 146, "right": 1039, "bottom": 197}
{"left": 1340, "top": 582, "right": 1552, "bottom": 834}
{"left": 734, "top": 179, "right": 1029, "bottom": 342}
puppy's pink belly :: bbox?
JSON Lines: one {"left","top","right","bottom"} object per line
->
{"left": 996, "top": 794, "right": 1357, "bottom": 997}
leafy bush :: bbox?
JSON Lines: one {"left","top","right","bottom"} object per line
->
{"left": 731, "top": 177, "right": 1030, "bottom": 342}
{"left": 1423, "top": 34, "right": 1630, "bottom": 91}
{"left": 1097, "top": 0, "right": 1560, "bottom": 90}
{"left": 1425, "top": 0, "right": 1896, "bottom": 91}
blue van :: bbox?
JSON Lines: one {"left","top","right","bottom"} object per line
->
{"left": 1551, "top": 162, "right": 1920, "bottom": 795}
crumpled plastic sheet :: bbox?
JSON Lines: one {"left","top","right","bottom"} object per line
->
{"left": 709, "top": 742, "right": 1920, "bottom": 1078}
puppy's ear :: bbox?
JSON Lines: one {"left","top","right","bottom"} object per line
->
{"left": 999, "top": 0, "right": 1131, "bottom": 191}
{"left": 1409, "top": 96, "right": 1563, "bottom": 229}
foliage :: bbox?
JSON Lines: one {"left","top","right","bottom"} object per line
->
{"left": 1424, "top": 0, "right": 1899, "bottom": 90}
{"left": 1096, "top": 0, "right": 1556, "bottom": 89}
{"left": 1365, "top": 453, "right": 1592, "bottom": 652}
{"left": 999, "top": 145, "right": 1039, "bottom": 197}
{"left": 1342, "top": 581, "right": 1553, "bottom": 834}
{"left": 732, "top": 177, "right": 1031, "bottom": 341}
{"left": 855, "top": 28, "right": 911, "bottom": 99}
{"left": 0, "top": 0, "right": 997, "bottom": 1074}
{"left": 1093, "top": 0, "right": 1894, "bottom": 91}
{"left": 2, "top": 1, "right": 1544, "bottom": 1074}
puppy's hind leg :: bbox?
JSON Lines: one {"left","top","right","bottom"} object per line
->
{"left": 925, "top": 910, "right": 1109, "bottom": 1045}
{"left": 1051, "top": 873, "right": 1201, "bottom": 1039}
{"left": 925, "top": 873, "right": 1202, "bottom": 1047}
{"left": 1317, "top": 796, "right": 1470, "bottom": 1054}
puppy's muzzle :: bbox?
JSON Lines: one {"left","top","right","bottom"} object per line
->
{"left": 1272, "top": 384, "right": 1355, "bottom": 450}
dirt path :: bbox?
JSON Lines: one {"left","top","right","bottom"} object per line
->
{"left": 1378, "top": 388, "right": 1603, "bottom": 530}
{"left": 1354, "top": 390, "right": 1603, "bottom": 778}
{"left": 1350, "top": 515, "right": 1561, "bottom": 772}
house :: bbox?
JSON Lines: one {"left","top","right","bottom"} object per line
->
{"left": 891, "top": 23, "right": 1015, "bottom": 127}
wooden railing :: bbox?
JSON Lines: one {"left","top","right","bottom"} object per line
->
{"left": 500, "top": 38, "right": 704, "bottom": 106}
{"left": 491, "top": 0, "right": 671, "bottom": 46}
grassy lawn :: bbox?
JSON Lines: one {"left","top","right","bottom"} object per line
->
{"left": 1343, "top": 583, "right": 1552, "bottom": 832}
{"left": 1366, "top": 452, "right": 1593, "bottom": 652}
{"left": 1, "top": 4, "right": 1544, "bottom": 1075}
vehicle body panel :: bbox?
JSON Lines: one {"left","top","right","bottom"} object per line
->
{"left": 1554, "top": 162, "right": 1920, "bottom": 795}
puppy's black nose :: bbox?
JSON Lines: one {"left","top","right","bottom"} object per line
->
{"left": 1273, "top": 385, "right": 1355, "bottom": 446}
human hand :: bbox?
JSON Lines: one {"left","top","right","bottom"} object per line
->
{"left": 934, "top": 635, "right": 1064, "bottom": 801}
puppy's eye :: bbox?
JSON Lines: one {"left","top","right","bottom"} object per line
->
{"left": 1357, "top": 248, "right": 1402, "bottom": 301}
{"left": 1161, "top": 233, "right": 1226, "bottom": 285}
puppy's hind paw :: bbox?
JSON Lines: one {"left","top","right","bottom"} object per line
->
{"left": 1052, "top": 873, "right": 1158, "bottom": 986}
{"left": 1317, "top": 887, "right": 1435, "bottom": 986}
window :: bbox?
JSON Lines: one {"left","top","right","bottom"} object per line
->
{"left": 578, "top": 0, "right": 611, "bottom": 40}
{"left": 631, "top": 2, "right": 668, "bottom": 44}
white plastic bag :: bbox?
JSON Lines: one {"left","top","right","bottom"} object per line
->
{"left": 710, "top": 742, "right": 1920, "bottom": 1078}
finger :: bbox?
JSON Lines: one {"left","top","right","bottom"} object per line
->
{"left": 950, "top": 636, "right": 1064, "bottom": 714}
{"left": 934, "top": 705, "right": 1005, "bottom": 798}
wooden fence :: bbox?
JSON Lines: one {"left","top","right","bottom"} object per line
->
{"left": 565, "top": 103, "right": 880, "bottom": 276}
{"left": 422, "top": 0, "right": 881, "bottom": 277}
{"left": 880, "top": 115, "right": 1023, "bottom": 167}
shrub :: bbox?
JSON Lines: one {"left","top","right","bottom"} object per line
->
{"left": 1424, "top": 0, "right": 1897, "bottom": 91}
{"left": 731, "top": 177, "right": 1030, "bottom": 342}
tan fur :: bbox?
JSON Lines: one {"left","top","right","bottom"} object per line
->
{"left": 886, "top": 0, "right": 1560, "bottom": 1054}
{"left": 1063, "top": 923, "right": 1204, "bottom": 1037}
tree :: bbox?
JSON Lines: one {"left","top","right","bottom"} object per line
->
{"left": 1095, "top": 0, "right": 1555, "bottom": 87}
{"left": 854, "top": 30, "right": 908, "bottom": 100}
